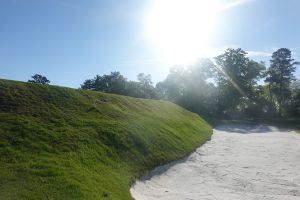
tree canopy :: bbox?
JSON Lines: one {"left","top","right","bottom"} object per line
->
{"left": 81, "top": 72, "right": 158, "bottom": 99}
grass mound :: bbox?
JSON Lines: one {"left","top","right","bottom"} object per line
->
{"left": 0, "top": 79, "right": 212, "bottom": 200}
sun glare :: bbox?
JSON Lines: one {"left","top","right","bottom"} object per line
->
{"left": 145, "top": 0, "right": 219, "bottom": 65}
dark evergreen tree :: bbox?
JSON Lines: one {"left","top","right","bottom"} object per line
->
{"left": 265, "top": 48, "right": 299, "bottom": 116}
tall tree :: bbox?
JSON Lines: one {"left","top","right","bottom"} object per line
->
{"left": 265, "top": 48, "right": 299, "bottom": 116}
{"left": 28, "top": 74, "right": 50, "bottom": 84}
{"left": 214, "top": 48, "right": 265, "bottom": 116}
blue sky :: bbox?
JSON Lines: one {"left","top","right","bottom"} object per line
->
{"left": 1, "top": 0, "right": 300, "bottom": 88}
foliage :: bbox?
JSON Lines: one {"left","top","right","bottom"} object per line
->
{"left": 0, "top": 79, "right": 212, "bottom": 200}
{"left": 286, "top": 79, "right": 300, "bottom": 116}
{"left": 214, "top": 48, "right": 266, "bottom": 116}
{"left": 81, "top": 72, "right": 127, "bottom": 94}
{"left": 28, "top": 74, "right": 50, "bottom": 84}
{"left": 125, "top": 73, "right": 158, "bottom": 99}
{"left": 156, "top": 59, "right": 217, "bottom": 115}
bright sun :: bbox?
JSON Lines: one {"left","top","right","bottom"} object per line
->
{"left": 145, "top": 0, "right": 219, "bottom": 65}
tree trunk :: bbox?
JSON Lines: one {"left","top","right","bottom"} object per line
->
{"left": 279, "top": 75, "right": 283, "bottom": 117}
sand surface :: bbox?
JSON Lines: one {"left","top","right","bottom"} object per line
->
{"left": 130, "top": 124, "right": 300, "bottom": 200}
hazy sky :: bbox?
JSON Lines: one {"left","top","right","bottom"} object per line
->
{"left": 1, "top": 0, "right": 300, "bottom": 88}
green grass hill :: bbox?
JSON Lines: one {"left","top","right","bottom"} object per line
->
{"left": 0, "top": 79, "right": 212, "bottom": 200}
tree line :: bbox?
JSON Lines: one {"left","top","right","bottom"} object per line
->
{"left": 81, "top": 72, "right": 158, "bottom": 99}
{"left": 30, "top": 47, "right": 300, "bottom": 118}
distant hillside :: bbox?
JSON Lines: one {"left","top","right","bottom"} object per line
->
{"left": 0, "top": 79, "right": 212, "bottom": 200}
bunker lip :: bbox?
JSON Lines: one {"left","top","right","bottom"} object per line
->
{"left": 130, "top": 124, "right": 300, "bottom": 200}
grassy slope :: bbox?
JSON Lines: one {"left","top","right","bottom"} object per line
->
{"left": 0, "top": 80, "right": 212, "bottom": 200}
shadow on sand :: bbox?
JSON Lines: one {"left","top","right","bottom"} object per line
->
{"left": 214, "top": 124, "right": 289, "bottom": 134}
{"left": 138, "top": 154, "right": 191, "bottom": 182}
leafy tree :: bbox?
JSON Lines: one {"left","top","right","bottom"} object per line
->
{"left": 125, "top": 73, "right": 157, "bottom": 99}
{"left": 137, "top": 73, "right": 157, "bottom": 98}
{"left": 156, "top": 66, "right": 187, "bottom": 102}
{"left": 81, "top": 79, "right": 95, "bottom": 90}
{"left": 137, "top": 73, "right": 152, "bottom": 86}
{"left": 214, "top": 48, "right": 265, "bottom": 117}
{"left": 125, "top": 81, "right": 141, "bottom": 97}
{"left": 100, "top": 72, "right": 127, "bottom": 94}
{"left": 265, "top": 48, "right": 299, "bottom": 116}
{"left": 28, "top": 74, "right": 50, "bottom": 84}
{"left": 156, "top": 60, "right": 217, "bottom": 115}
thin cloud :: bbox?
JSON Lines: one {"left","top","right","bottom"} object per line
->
{"left": 121, "top": 58, "right": 165, "bottom": 65}
{"left": 292, "top": 46, "right": 300, "bottom": 51}
{"left": 247, "top": 50, "right": 272, "bottom": 57}
{"left": 218, "top": 0, "right": 255, "bottom": 11}
{"left": 290, "top": 46, "right": 300, "bottom": 56}
{"left": 247, "top": 47, "right": 300, "bottom": 57}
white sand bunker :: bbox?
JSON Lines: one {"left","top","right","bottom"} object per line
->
{"left": 131, "top": 124, "right": 300, "bottom": 200}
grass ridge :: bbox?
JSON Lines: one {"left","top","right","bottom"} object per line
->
{"left": 0, "top": 79, "right": 212, "bottom": 200}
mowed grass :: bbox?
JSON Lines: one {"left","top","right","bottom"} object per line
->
{"left": 0, "top": 79, "right": 212, "bottom": 200}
